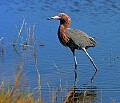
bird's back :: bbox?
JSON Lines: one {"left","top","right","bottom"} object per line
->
{"left": 66, "top": 28, "right": 96, "bottom": 49}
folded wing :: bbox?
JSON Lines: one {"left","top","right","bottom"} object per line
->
{"left": 66, "top": 28, "right": 96, "bottom": 49}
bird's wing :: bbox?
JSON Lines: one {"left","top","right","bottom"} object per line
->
{"left": 66, "top": 28, "right": 96, "bottom": 49}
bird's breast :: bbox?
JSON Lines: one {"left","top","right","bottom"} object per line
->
{"left": 58, "top": 26, "right": 70, "bottom": 46}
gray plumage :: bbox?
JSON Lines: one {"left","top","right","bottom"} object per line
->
{"left": 66, "top": 28, "right": 96, "bottom": 49}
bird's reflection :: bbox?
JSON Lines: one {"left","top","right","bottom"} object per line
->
{"left": 90, "top": 70, "right": 98, "bottom": 83}
{"left": 63, "top": 70, "right": 98, "bottom": 103}
{"left": 74, "top": 68, "right": 98, "bottom": 83}
{"left": 74, "top": 70, "right": 77, "bottom": 82}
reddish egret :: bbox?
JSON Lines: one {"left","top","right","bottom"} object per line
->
{"left": 47, "top": 13, "right": 98, "bottom": 71}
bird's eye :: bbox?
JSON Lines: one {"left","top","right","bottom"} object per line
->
{"left": 60, "top": 15, "right": 63, "bottom": 17}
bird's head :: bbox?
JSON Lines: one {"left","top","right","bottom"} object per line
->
{"left": 47, "top": 13, "right": 71, "bottom": 27}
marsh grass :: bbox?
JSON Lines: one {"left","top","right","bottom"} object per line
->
{"left": 0, "top": 19, "right": 43, "bottom": 103}
{"left": 63, "top": 80, "right": 97, "bottom": 103}
{"left": 0, "top": 65, "right": 43, "bottom": 103}
{"left": 0, "top": 71, "right": 96, "bottom": 103}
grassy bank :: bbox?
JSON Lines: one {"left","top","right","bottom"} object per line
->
{"left": 0, "top": 69, "right": 96, "bottom": 103}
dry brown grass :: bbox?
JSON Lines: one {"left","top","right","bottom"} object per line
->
{"left": 63, "top": 81, "right": 97, "bottom": 103}
{"left": 0, "top": 66, "right": 43, "bottom": 103}
{"left": 0, "top": 19, "right": 47, "bottom": 103}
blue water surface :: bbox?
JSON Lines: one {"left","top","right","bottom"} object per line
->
{"left": 0, "top": 0, "right": 120, "bottom": 103}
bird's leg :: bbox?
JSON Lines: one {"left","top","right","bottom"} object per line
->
{"left": 71, "top": 48, "right": 77, "bottom": 70}
{"left": 82, "top": 48, "right": 98, "bottom": 71}
{"left": 74, "top": 55, "right": 77, "bottom": 70}
{"left": 71, "top": 48, "right": 78, "bottom": 81}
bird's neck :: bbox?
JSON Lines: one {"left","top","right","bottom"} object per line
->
{"left": 59, "top": 25, "right": 66, "bottom": 35}
{"left": 58, "top": 25, "right": 69, "bottom": 46}
{"left": 60, "top": 19, "right": 70, "bottom": 28}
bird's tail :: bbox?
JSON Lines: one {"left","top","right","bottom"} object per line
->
{"left": 89, "top": 37, "right": 97, "bottom": 47}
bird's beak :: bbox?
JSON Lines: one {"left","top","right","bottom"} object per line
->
{"left": 47, "top": 15, "right": 61, "bottom": 20}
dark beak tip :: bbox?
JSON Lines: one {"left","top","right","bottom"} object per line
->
{"left": 47, "top": 18, "right": 50, "bottom": 20}
{"left": 47, "top": 18, "right": 52, "bottom": 20}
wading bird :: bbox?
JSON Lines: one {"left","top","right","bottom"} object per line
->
{"left": 47, "top": 13, "right": 98, "bottom": 71}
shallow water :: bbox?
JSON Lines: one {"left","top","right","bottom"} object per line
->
{"left": 0, "top": 0, "right": 120, "bottom": 103}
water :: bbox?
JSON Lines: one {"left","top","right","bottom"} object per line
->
{"left": 0, "top": 0, "right": 120, "bottom": 102}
